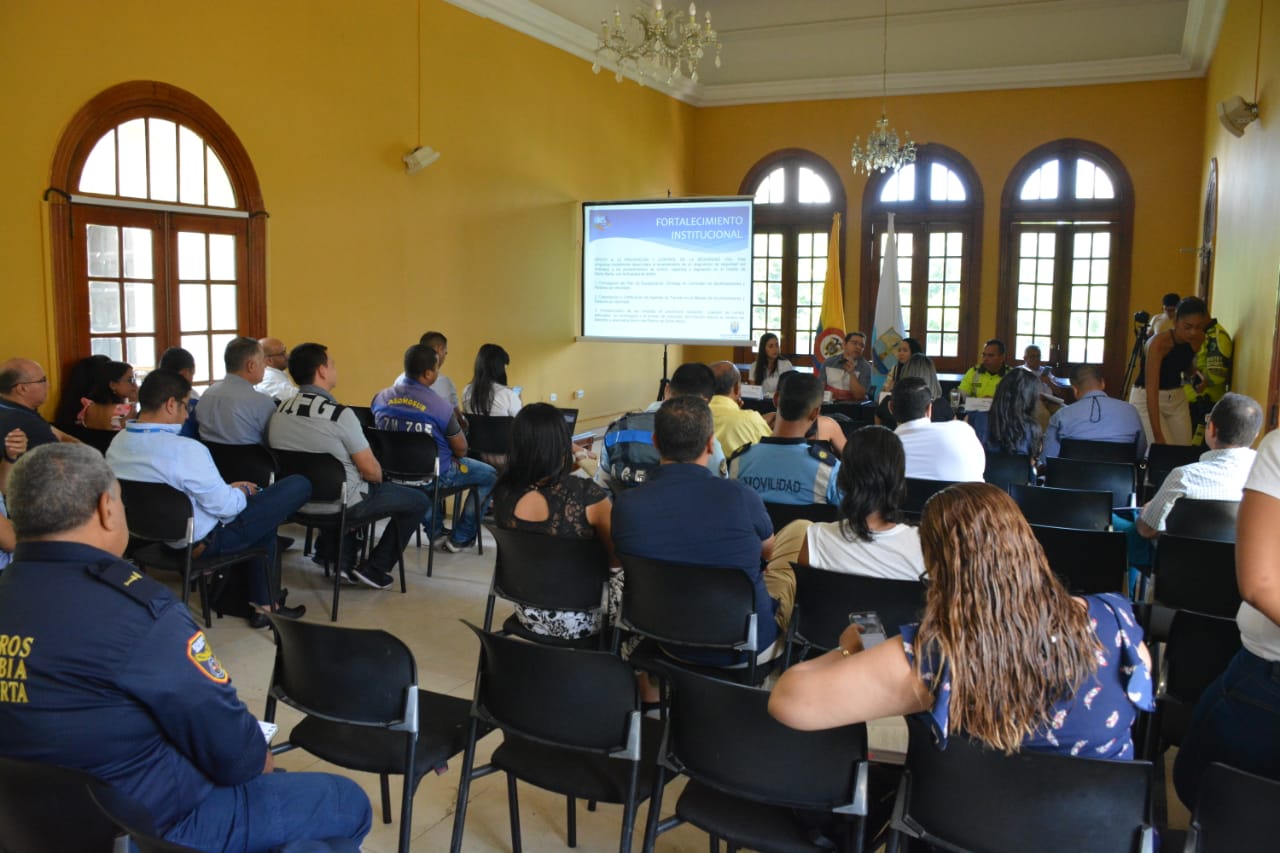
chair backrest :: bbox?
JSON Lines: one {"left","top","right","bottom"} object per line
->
{"left": 662, "top": 666, "right": 868, "bottom": 813}
{"left": 273, "top": 448, "right": 346, "bottom": 504}
{"left": 117, "top": 479, "right": 194, "bottom": 542}
{"left": 1045, "top": 456, "right": 1137, "bottom": 508}
{"left": 892, "top": 715, "right": 1154, "bottom": 853}
{"left": 1145, "top": 443, "right": 1204, "bottom": 493}
{"left": 0, "top": 756, "right": 120, "bottom": 852}
{"left": 1162, "top": 610, "right": 1241, "bottom": 705}
{"left": 983, "top": 451, "right": 1034, "bottom": 491}
{"left": 1057, "top": 437, "right": 1140, "bottom": 464}
{"left": 488, "top": 526, "right": 611, "bottom": 613}
{"left": 1152, "top": 534, "right": 1240, "bottom": 617}
{"left": 370, "top": 428, "right": 439, "bottom": 483}
{"left": 201, "top": 440, "right": 278, "bottom": 487}
{"left": 466, "top": 414, "right": 515, "bottom": 455}
{"left": 89, "top": 787, "right": 192, "bottom": 852}
{"left": 556, "top": 407, "right": 580, "bottom": 434}
{"left": 1163, "top": 498, "right": 1240, "bottom": 543}
{"left": 1030, "top": 524, "right": 1129, "bottom": 595}
{"left": 348, "top": 405, "right": 376, "bottom": 430}
{"left": 465, "top": 622, "right": 641, "bottom": 756}
{"left": 1186, "top": 763, "right": 1280, "bottom": 853}
{"left": 1010, "top": 484, "right": 1112, "bottom": 531}
{"left": 763, "top": 501, "right": 839, "bottom": 531}
{"left": 790, "top": 563, "right": 925, "bottom": 650}
{"left": 616, "top": 554, "right": 759, "bottom": 652}
{"left": 57, "top": 423, "right": 117, "bottom": 455}
{"left": 903, "top": 478, "right": 961, "bottom": 516}
{"left": 265, "top": 614, "right": 418, "bottom": 730}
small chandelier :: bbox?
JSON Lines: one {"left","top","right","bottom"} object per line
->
{"left": 593, "top": 1, "right": 722, "bottom": 86}
{"left": 851, "top": 0, "right": 916, "bottom": 175}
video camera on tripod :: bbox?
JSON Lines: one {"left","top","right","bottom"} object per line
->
{"left": 1123, "top": 311, "right": 1153, "bottom": 397}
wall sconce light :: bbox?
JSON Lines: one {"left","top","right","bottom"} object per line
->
{"left": 403, "top": 146, "right": 441, "bottom": 175}
{"left": 1217, "top": 95, "right": 1260, "bottom": 137}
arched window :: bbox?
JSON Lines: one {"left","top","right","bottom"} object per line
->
{"left": 48, "top": 81, "right": 266, "bottom": 388}
{"left": 738, "top": 150, "right": 846, "bottom": 362}
{"left": 997, "top": 139, "right": 1133, "bottom": 389}
{"left": 859, "top": 144, "right": 982, "bottom": 373}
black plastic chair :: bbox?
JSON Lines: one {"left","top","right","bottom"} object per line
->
{"left": 0, "top": 756, "right": 120, "bottom": 853}
{"left": 118, "top": 479, "right": 271, "bottom": 628}
{"left": 450, "top": 623, "right": 663, "bottom": 853}
{"left": 642, "top": 667, "right": 870, "bottom": 853}
{"left": 349, "top": 404, "right": 376, "bottom": 430}
{"left": 485, "top": 525, "right": 612, "bottom": 648}
{"left": 1184, "top": 763, "right": 1280, "bottom": 853}
{"left": 1145, "top": 443, "right": 1204, "bottom": 500}
{"left": 1163, "top": 498, "right": 1240, "bottom": 543}
{"left": 1010, "top": 483, "right": 1113, "bottom": 531}
{"left": 764, "top": 500, "right": 839, "bottom": 532}
{"left": 983, "top": 451, "right": 1035, "bottom": 491}
{"left": 614, "top": 553, "right": 772, "bottom": 685}
{"left": 263, "top": 614, "right": 474, "bottom": 853}
{"left": 902, "top": 478, "right": 961, "bottom": 521}
{"left": 369, "top": 429, "right": 484, "bottom": 573}
{"left": 1045, "top": 456, "right": 1137, "bottom": 509}
{"left": 466, "top": 413, "right": 515, "bottom": 460}
{"left": 273, "top": 448, "right": 405, "bottom": 621}
{"left": 1057, "top": 437, "right": 1141, "bottom": 464}
{"left": 1031, "top": 524, "right": 1129, "bottom": 595}
{"left": 1141, "top": 610, "right": 1240, "bottom": 761}
{"left": 89, "top": 787, "right": 200, "bottom": 852}
{"left": 784, "top": 563, "right": 925, "bottom": 667}
{"left": 201, "top": 439, "right": 279, "bottom": 487}
{"left": 1151, "top": 534, "right": 1239, "bottom": 618}
{"left": 57, "top": 422, "right": 117, "bottom": 454}
{"left": 884, "top": 715, "right": 1156, "bottom": 853}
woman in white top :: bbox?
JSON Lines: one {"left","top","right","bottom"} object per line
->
{"left": 1173, "top": 427, "right": 1280, "bottom": 806}
{"left": 800, "top": 424, "right": 925, "bottom": 580}
{"left": 462, "top": 343, "right": 522, "bottom": 417}
{"left": 750, "top": 333, "right": 794, "bottom": 396}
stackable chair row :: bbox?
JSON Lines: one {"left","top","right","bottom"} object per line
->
{"left": 983, "top": 451, "right": 1035, "bottom": 491}
{"left": 1045, "top": 456, "right": 1137, "bottom": 510}
{"left": 1010, "top": 483, "right": 1112, "bottom": 531}
{"left": 1057, "top": 437, "right": 1142, "bottom": 465}
{"left": 1030, "top": 524, "right": 1129, "bottom": 595}
{"left": 764, "top": 500, "right": 839, "bottom": 532}
{"left": 784, "top": 562, "right": 925, "bottom": 667}
{"left": 1163, "top": 498, "right": 1239, "bottom": 543}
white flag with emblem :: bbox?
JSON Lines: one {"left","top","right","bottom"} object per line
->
{"left": 871, "top": 212, "right": 906, "bottom": 375}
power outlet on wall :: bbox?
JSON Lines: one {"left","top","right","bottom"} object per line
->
{"left": 549, "top": 392, "right": 558, "bottom": 402}
{"left": 573, "top": 389, "right": 585, "bottom": 399}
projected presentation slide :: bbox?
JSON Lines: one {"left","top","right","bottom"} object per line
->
{"left": 580, "top": 198, "right": 753, "bottom": 344}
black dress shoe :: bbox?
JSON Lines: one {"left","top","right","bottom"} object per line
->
{"left": 247, "top": 604, "right": 306, "bottom": 628}
{"left": 247, "top": 611, "right": 271, "bottom": 629}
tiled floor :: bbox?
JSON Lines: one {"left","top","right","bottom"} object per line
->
{"left": 196, "top": 522, "right": 1188, "bottom": 852}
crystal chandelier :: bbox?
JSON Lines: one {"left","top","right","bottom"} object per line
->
{"left": 851, "top": 0, "right": 916, "bottom": 175}
{"left": 593, "top": 1, "right": 722, "bottom": 85}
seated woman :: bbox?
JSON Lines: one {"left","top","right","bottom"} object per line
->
{"left": 750, "top": 332, "right": 794, "bottom": 396}
{"left": 492, "top": 403, "right": 619, "bottom": 641}
{"left": 981, "top": 368, "right": 1043, "bottom": 458}
{"left": 58, "top": 356, "right": 137, "bottom": 431}
{"left": 880, "top": 337, "right": 923, "bottom": 398}
{"left": 463, "top": 343, "right": 522, "bottom": 469}
{"left": 876, "top": 353, "right": 954, "bottom": 429}
{"left": 770, "top": 482, "right": 1153, "bottom": 760}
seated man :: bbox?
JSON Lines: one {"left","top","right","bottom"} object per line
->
{"left": 958, "top": 338, "right": 1010, "bottom": 400}
{"left": 820, "top": 331, "right": 872, "bottom": 402}
{"left": 0, "top": 358, "right": 75, "bottom": 448}
{"left": 892, "top": 377, "right": 985, "bottom": 482}
{"left": 255, "top": 336, "right": 299, "bottom": 403}
{"left": 709, "top": 360, "right": 772, "bottom": 459}
{"left": 106, "top": 369, "right": 310, "bottom": 625}
{"left": 1137, "top": 392, "right": 1261, "bottom": 539}
{"left": 0, "top": 443, "right": 371, "bottom": 851}
{"left": 612, "top": 395, "right": 778, "bottom": 667}
{"left": 268, "top": 343, "right": 431, "bottom": 589}
{"left": 1041, "top": 364, "right": 1147, "bottom": 463}
{"left": 596, "top": 362, "right": 727, "bottom": 494}
{"left": 729, "top": 372, "right": 841, "bottom": 506}
{"left": 371, "top": 344, "right": 496, "bottom": 552}
{"left": 418, "top": 330, "right": 467, "bottom": 429}
{"left": 193, "top": 336, "right": 278, "bottom": 445}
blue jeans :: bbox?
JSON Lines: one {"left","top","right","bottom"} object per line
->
{"left": 1172, "top": 647, "right": 1280, "bottom": 808}
{"left": 420, "top": 457, "right": 496, "bottom": 545}
{"left": 202, "top": 475, "right": 312, "bottom": 605}
{"left": 162, "top": 770, "right": 371, "bottom": 852}
{"left": 317, "top": 482, "right": 433, "bottom": 573}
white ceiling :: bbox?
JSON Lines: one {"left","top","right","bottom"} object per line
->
{"left": 446, "top": 0, "right": 1226, "bottom": 105}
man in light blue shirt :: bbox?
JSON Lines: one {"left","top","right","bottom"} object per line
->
{"left": 1042, "top": 364, "right": 1147, "bottom": 463}
{"left": 107, "top": 369, "right": 311, "bottom": 625}
{"left": 191, "top": 337, "right": 278, "bottom": 445}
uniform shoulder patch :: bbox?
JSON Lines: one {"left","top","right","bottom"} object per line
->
{"left": 86, "top": 559, "right": 170, "bottom": 617}
{"left": 808, "top": 441, "right": 838, "bottom": 465}
{"left": 186, "top": 631, "right": 230, "bottom": 683}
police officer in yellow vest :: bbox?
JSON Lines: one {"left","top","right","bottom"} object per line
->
{"left": 1185, "top": 318, "right": 1233, "bottom": 445}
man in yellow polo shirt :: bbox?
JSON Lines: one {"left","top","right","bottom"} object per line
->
{"left": 959, "top": 339, "right": 1010, "bottom": 399}
{"left": 709, "top": 361, "right": 771, "bottom": 459}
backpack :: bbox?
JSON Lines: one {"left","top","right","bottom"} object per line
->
{"left": 602, "top": 410, "right": 659, "bottom": 489}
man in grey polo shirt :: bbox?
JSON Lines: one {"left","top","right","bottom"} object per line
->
{"left": 267, "top": 343, "right": 430, "bottom": 589}
{"left": 192, "top": 337, "right": 278, "bottom": 445}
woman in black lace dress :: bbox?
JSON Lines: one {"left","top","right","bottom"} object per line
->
{"left": 492, "top": 403, "right": 620, "bottom": 640}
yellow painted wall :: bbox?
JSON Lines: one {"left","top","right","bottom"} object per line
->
{"left": 0, "top": 0, "right": 693, "bottom": 426}
{"left": 1200, "top": 0, "right": 1280, "bottom": 424}
{"left": 686, "top": 80, "right": 1207, "bottom": 369}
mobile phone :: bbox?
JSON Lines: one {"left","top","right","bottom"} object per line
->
{"left": 848, "top": 611, "right": 887, "bottom": 649}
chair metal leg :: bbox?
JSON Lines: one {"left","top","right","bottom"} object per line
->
{"left": 566, "top": 795, "right": 577, "bottom": 848}
{"left": 330, "top": 526, "right": 343, "bottom": 622}
{"left": 587, "top": 800, "right": 597, "bottom": 812}
{"left": 641, "top": 764, "right": 667, "bottom": 853}
{"left": 506, "top": 773, "right": 523, "bottom": 853}
{"left": 197, "top": 573, "right": 212, "bottom": 628}
{"left": 398, "top": 773, "right": 414, "bottom": 853}
{"left": 619, "top": 760, "right": 641, "bottom": 853}
{"left": 449, "top": 720, "right": 480, "bottom": 853}
{"left": 709, "top": 835, "right": 720, "bottom": 853}
{"left": 379, "top": 773, "right": 392, "bottom": 824}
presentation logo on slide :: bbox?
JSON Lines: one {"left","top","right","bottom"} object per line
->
{"left": 591, "top": 213, "right": 611, "bottom": 231}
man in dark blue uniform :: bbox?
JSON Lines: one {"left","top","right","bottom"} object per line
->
{"left": 0, "top": 443, "right": 371, "bottom": 851}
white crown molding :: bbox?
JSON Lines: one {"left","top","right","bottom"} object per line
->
{"left": 1181, "top": 0, "right": 1227, "bottom": 74}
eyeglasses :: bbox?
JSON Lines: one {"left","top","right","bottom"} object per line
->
{"left": 265, "top": 351, "right": 287, "bottom": 359}
{"left": 19, "top": 377, "right": 48, "bottom": 386}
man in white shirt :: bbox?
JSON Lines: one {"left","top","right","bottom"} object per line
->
{"left": 255, "top": 336, "right": 298, "bottom": 402}
{"left": 891, "top": 377, "right": 985, "bottom": 482}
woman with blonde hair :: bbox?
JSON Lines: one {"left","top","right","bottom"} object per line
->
{"left": 770, "top": 482, "right": 1153, "bottom": 758}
